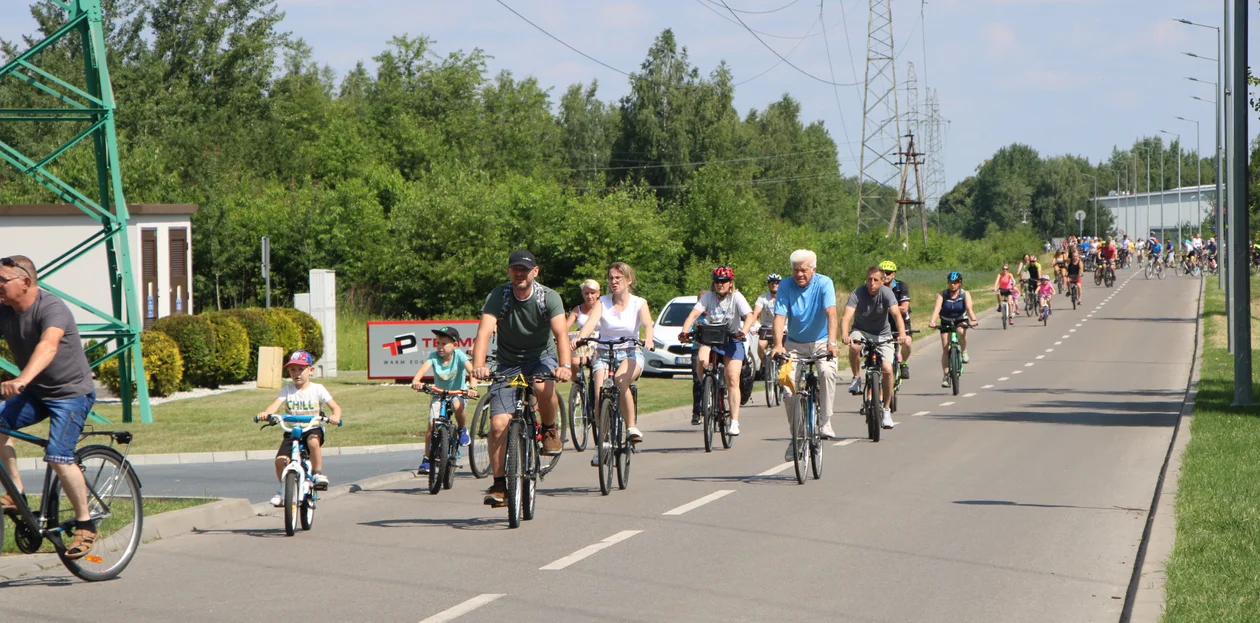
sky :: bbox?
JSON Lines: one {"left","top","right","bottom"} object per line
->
{"left": 2, "top": 0, "right": 1257, "bottom": 193}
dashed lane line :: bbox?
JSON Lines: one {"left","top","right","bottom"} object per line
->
{"left": 1035, "top": 355, "right": 1045, "bottom": 360}
{"left": 998, "top": 377, "right": 1010, "bottom": 381}
{"left": 939, "top": 401, "right": 955, "bottom": 406}
{"left": 756, "top": 462, "right": 792, "bottom": 477}
{"left": 418, "top": 594, "right": 506, "bottom": 623}
{"left": 541, "top": 530, "right": 644, "bottom": 570}
{"left": 911, "top": 411, "right": 930, "bottom": 417}
{"left": 1024, "top": 362, "right": 1036, "bottom": 366}
{"left": 982, "top": 384, "right": 994, "bottom": 389}
{"left": 662, "top": 491, "right": 735, "bottom": 516}
{"left": 834, "top": 438, "right": 860, "bottom": 446}
{"left": 963, "top": 392, "right": 977, "bottom": 398}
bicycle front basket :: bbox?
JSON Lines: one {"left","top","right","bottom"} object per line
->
{"left": 696, "top": 323, "right": 732, "bottom": 348}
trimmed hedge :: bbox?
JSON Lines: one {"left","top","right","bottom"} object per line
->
{"left": 98, "top": 331, "right": 184, "bottom": 397}
{"left": 265, "top": 309, "right": 303, "bottom": 359}
{"left": 202, "top": 312, "right": 250, "bottom": 385}
{"left": 222, "top": 308, "right": 275, "bottom": 375}
{"left": 276, "top": 307, "right": 324, "bottom": 361}
{"left": 152, "top": 314, "right": 218, "bottom": 388}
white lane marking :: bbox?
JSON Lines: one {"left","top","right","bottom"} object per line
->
{"left": 1025, "top": 362, "right": 1036, "bottom": 366}
{"left": 541, "top": 530, "right": 643, "bottom": 570}
{"left": 939, "top": 401, "right": 955, "bottom": 406}
{"left": 756, "top": 462, "right": 792, "bottom": 477}
{"left": 1013, "top": 371, "right": 1023, "bottom": 375}
{"left": 1075, "top": 324, "right": 1082, "bottom": 327}
{"left": 1070, "top": 329, "right": 1077, "bottom": 333}
{"left": 834, "top": 438, "right": 860, "bottom": 445}
{"left": 911, "top": 411, "right": 930, "bottom": 417}
{"left": 982, "top": 384, "right": 994, "bottom": 389}
{"left": 663, "top": 490, "right": 735, "bottom": 516}
{"left": 1045, "top": 348, "right": 1054, "bottom": 352}
{"left": 1054, "top": 341, "right": 1062, "bottom": 345}
{"left": 419, "top": 594, "right": 505, "bottom": 623}
{"left": 963, "top": 392, "right": 977, "bottom": 397}
{"left": 998, "top": 377, "right": 1009, "bottom": 381}
{"left": 1061, "top": 335, "right": 1069, "bottom": 338}
{"left": 1035, "top": 355, "right": 1045, "bottom": 360}
{"left": 1082, "top": 319, "right": 1089, "bottom": 322}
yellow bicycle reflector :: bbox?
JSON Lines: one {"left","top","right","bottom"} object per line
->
{"left": 84, "top": 555, "right": 103, "bottom": 563}
{"left": 508, "top": 373, "right": 528, "bottom": 389}
{"left": 778, "top": 360, "right": 795, "bottom": 394}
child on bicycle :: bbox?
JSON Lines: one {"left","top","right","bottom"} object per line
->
{"left": 257, "top": 350, "right": 342, "bottom": 507}
{"left": 1036, "top": 275, "right": 1055, "bottom": 319}
{"left": 410, "top": 326, "right": 477, "bottom": 474}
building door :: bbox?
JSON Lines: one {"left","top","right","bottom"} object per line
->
{"left": 141, "top": 228, "right": 158, "bottom": 328}
{"left": 169, "top": 227, "right": 189, "bottom": 316}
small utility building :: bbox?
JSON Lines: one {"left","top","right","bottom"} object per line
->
{"left": 0, "top": 204, "right": 197, "bottom": 328}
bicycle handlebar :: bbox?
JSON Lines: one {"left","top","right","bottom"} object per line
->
{"left": 416, "top": 385, "right": 473, "bottom": 397}
{"left": 772, "top": 352, "right": 834, "bottom": 364}
{"left": 255, "top": 414, "right": 341, "bottom": 432}
{"left": 487, "top": 372, "right": 558, "bottom": 384}
{"left": 577, "top": 336, "right": 645, "bottom": 348}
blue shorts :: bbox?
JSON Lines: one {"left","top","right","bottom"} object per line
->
{"left": 487, "top": 354, "right": 558, "bottom": 416}
{"left": 709, "top": 340, "right": 746, "bottom": 361}
{"left": 0, "top": 390, "right": 96, "bottom": 465}
{"left": 591, "top": 347, "right": 644, "bottom": 373}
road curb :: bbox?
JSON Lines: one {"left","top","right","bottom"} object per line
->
{"left": 1123, "top": 274, "right": 1205, "bottom": 622}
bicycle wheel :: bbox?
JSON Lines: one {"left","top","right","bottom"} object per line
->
{"left": 428, "top": 425, "right": 448, "bottom": 495}
{"left": 505, "top": 420, "right": 523, "bottom": 528}
{"left": 701, "top": 375, "right": 716, "bottom": 453}
{"left": 719, "top": 404, "right": 734, "bottom": 450}
{"left": 1173, "top": 261, "right": 1184, "bottom": 277}
{"left": 808, "top": 394, "right": 823, "bottom": 480}
{"left": 866, "top": 372, "right": 882, "bottom": 442}
{"left": 791, "top": 395, "right": 807, "bottom": 485}
{"left": 1071, "top": 285, "right": 1078, "bottom": 309}
{"left": 597, "top": 397, "right": 614, "bottom": 495}
{"left": 1001, "top": 304, "right": 1008, "bottom": 330}
{"left": 764, "top": 369, "right": 774, "bottom": 407}
{"left": 283, "top": 471, "right": 299, "bottom": 536}
{"left": 1157, "top": 263, "right": 1165, "bottom": 279}
{"left": 300, "top": 494, "right": 315, "bottom": 531}
{"left": 468, "top": 393, "right": 492, "bottom": 479}
{"left": 568, "top": 382, "right": 589, "bottom": 451}
{"left": 522, "top": 437, "right": 537, "bottom": 521}
{"left": 616, "top": 409, "right": 630, "bottom": 490}
{"left": 1094, "top": 271, "right": 1102, "bottom": 286}
{"left": 1145, "top": 262, "right": 1153, "bottom": 279}
{"left": 49, "top": 445, "right": 143, "bottom": 581}
{"left": 442, "top": 444, "right": 456, "bottom": 490}
{"left": 949, "top": 347, "right": 961, "bottom": 396}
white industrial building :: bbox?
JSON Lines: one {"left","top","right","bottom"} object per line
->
{"left": 0, "top": 204, "right": 196, "bottom": 328}
{"left": 1093, "top": 185, "right": 1216, "bottom": 240}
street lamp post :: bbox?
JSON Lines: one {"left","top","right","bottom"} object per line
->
{"left": 1160, "top": 130, "right": 1182, "bottom": 243}
{"left": 1175, "top": 116, "right": 1202, "bottom": 230}
{"left": 1179, "top": 16, "right": 1226, "bottom": 292}
{"left": 1083, "top": 173, "right": 1097, "bottom": 236}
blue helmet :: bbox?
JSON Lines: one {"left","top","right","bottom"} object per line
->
{"left": 947, "top": 271, "right": 962, "bottom": 282}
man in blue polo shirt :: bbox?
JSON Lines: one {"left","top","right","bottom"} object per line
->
{"left": 771, "top": 249, "right": 839, "bottom": 450}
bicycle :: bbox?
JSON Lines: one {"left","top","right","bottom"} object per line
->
{"left": 488, "top": 371, "right": 565, "bottom": 528}
{"left": 1175, "top": 255, "right": 1200, "bottom": 277}
{"left": 682, "top": 323, "right": 737, "bottom": 453}
{"left": 1067, "top": 276, "right": 1080, "bottom": 309}
{"left": 578, "top": 336, "right": 643, "bottom": 495}
{"left": 890, "top": 329, "right": 919, "bottom": 413}
{"left": 469, "top": 355, "right": 567, "bottom": 479}
{"left": 1097, "top": 262, "right": 1116, "bottom": 288}
{"left": 758, "top": 326, "right": 781, "bottom": 407}
{"left": 1022, "top": 280, "right": 1037, "bottom": 318}
{"left": 0, "top": 425, "right": 141, "bottom": 581}
{"left": 416, "top": 385, "right": 473, "bottom": 495}
{"left": 997, "top": 292, "right": 1011, "bottom": 330}
{"left": 255, "top": 413, "right": 340, "bottom": 536}
{"left": 777, "top": 352, "right": 831, "bottom": 484}
{"left": 936, "top": 318, "right": 972, "bottom": 396}
{"left": 566, "top": 357, "right": 595, "bottom": 452}
{"left": 853, "top": 335, "right": 897, "bottom": 442}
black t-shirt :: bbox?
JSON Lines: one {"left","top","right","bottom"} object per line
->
{"left": 0, "top": 290, "right": 94, "bottom": 399}
{"left": 887, "top": 279, "right": 910, "bottom": 322}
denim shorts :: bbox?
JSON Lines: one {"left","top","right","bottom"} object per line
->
{"left": 710, "top": 339, "right": 746, "bottom": 361}
{"left": 487, "top": 354, "right": 558, "bottom": 416}
{"left": 0, "top": 390, "right": 96, "bottom": 465}
{"left": 591, "top": 347, "right": 644, "bottom": 373}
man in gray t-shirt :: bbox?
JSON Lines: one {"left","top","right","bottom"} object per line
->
{"left": 0, "top": 255, "right": 100, "bottom": 560}
{"left": 841, "top": 266, "right": 910, "bottom": 429}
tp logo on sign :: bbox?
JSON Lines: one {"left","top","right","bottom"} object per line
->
{"left": 382, "top": 333, "right": 418, "bottom": 357}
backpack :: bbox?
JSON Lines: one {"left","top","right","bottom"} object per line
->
{"left": 497, "top": 282, "right": 552, "bottom": 324}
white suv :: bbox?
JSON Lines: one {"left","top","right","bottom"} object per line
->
{"left": 643, "top": 296, "right": 697, "bottom": 377}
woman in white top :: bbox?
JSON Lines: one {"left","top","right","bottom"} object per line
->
{"left": 576, "top": 262, "right": 655, "bottom": 444}
{"left": 567, "top": 279, "right": 601, "bottom": 367}
{"left": 678, "top": 266, "right": 756, "bottom": 435}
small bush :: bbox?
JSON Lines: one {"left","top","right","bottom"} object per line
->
{"left": 152, "top": 314, "right": 218, "bottom": 388}
{"left": 265, "top": 309, "right": 303, "bottom": 359}
{"left": 202, "top": 312, "right": 250, "bottom": 385}
{"left": 222, "top": 308, "right": 276, "bottom": 376}
{"left": 98, "top": 331, "right": 184, "bottom": 397}
{"left": 277, "top": 307, "right": 324, "bottom": 361}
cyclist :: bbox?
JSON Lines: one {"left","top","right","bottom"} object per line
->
{"left": 1097, "top": 239, "right": 1117, "bottom": 281}
{"left": 1065, "top": 250, "right": 1084, "bottom": 304}
{"left": 679, "top": 266, "right": 756, "bottom": 436}
{"left": 575, "top": 262, "right": 655, "bottom": 447}
{"left": 750, "top": 274, "right": 782, "bottom": 381}
{"left": 1146, "top": 233, "right": 1160, "bottom": 262}
{"left": 411, "top": 327, "right": 476, "bottom": 475}
{"left": 1205, "top": 236, "right": 1218, "bottom": 271}
{"left": 0, "top": 255, "right": 100, "bottom": 560}
{"left": 770, "top": 249, "right": 839, "bottom": 443}
{"left": 1051, "top": 249, "right": 1067, "bottom": 293}
{"left": 841, "top": 265, "right": 911, "bottom": 430}
{"left": 992, "top": 264, "right": 1017, "bottom": 325}
{"left": 1035, "top": 275, "right": 1055, "bottom": 320}
{"left": 470, "top": 250, "right": 572, "bottom": 508}
{"left": 927, "top": 271, "right": 978, "bottom": 387}
{"left": 879, "top": 260, "right": 913, "bottom": 380}
{"left": 566, "top": 279, "right": 601, "bottom": 368}
{"left": 258, "top": 350, "right": 343, "bottom": 499}
{"left": 1017, "top": 253, "right": 1042, "bottom": 306}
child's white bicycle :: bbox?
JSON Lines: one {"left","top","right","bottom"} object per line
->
{"left": 254, "top": 413, "right": 340, "bottom": 536}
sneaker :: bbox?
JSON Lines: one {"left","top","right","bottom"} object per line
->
{"left": 728, "top": 420, "right": 740, "bottom": 436}
{"left": 458, "top": 427, "right": 471, "bottom": 447}
{"left": 880, "top": 408, "right": 896, "bottom": 429}
{"left": 591, "top": 454, "right": 600, "bottom": 467}
{"left": 270, "top": 490, "right": 284, "bottom": 507}
{"left": 941, "top": 374, "right": 951, "bottom": 388}
{"left": 540, "top": 424, "right": 563, "bottom": 456}
{"left": 785, "top": 442, "right": 796, "bottom": 462}
{"left": 483, "top": 480, "right": 506, "bottom": 507}
{"left": 848, "top": 376, "right": 863, "bottom": 395}
{"left": 691, "top": 412, "right": 702, "bottom": 426}
{"left": 1009, "top": 318, "right": 1015, "bottom": 326}
{"left": 961, "top": 350, "right": 970, "bottom": 364}
{"left": 312, "top": 472, "right": 329, "bottom": 490}
{"left": 819, "top": 422, "right": 836, "bottom": 440}
{"left": 900, "top": 362, "right": 910, "bottom": 380}
{"left": 417, "top": 458, "right": 431, "bottom": 474}
{"left": 627, "top": 427, "right": 644, "bottom": 443}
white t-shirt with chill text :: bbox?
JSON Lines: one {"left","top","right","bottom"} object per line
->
{"left": 277, "top": 382, "right": 333, "bottom": 417}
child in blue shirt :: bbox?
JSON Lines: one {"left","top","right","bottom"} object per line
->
{"left": 410, "top": 326, "right": 477, "bottom": 474}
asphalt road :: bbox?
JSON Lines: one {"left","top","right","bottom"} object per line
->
{"left": 2, "top": 268, "right": 1196, "bottom": 623}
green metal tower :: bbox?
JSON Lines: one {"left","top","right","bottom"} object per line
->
{"left": 0, "top": 0, "right": 151, "bottom": 422}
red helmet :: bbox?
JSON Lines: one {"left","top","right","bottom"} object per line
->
{"left": 711, "top": 266, "right": 734, "bottom": 282}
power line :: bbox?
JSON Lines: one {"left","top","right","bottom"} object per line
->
{"left": 734, "top": 13, "right": 823, "bottom": 86}
{"left": 716, "top": 0, "right": 863, "bottom": 87}
{"left": 493, "top": 0, "right": 630, "bottom": 76}
{"left": 705, "top": 0, "right": 804, "bottom": 14}
{"left": 692, "top": 0, "right": 842, "bottom": 40}
{"left": 569, "top": 148, "right": 855, "bottom": 173}
{"left": 820, "top": 0, "right": 857, "bottom": 162}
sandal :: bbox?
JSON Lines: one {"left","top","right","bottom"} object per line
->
{"left": 64, "top": 528, "right": 97, "bottom": 560}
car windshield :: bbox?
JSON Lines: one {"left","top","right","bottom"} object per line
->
{"left": 658, "top": 302, "right": 693, "bottom": 327}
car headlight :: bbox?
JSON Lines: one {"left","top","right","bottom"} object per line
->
{"left": 653, "top": 338, "right": 665, "bottom": 349}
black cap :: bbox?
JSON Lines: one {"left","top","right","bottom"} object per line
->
{"left": 431, "top": 326, "right": 461, "bottom": 342}
{"left": 508, "top": 250, "right": 537, "bottom": 270}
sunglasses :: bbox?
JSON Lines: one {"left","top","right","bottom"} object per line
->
{"left": 0, "top": 257, "right": 32, "bottom": 281}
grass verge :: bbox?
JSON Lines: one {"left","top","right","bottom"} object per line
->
{"left": 2, "top": 497, "right": 211, "bottom": 555}
{"left": 1162, "top": 276, "right": 1260, "bottom": 622}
